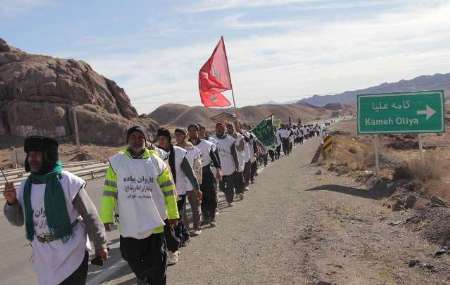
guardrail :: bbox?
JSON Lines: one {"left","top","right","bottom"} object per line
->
{"left": 0, "top": 161, "right": 108, "bottom": 192}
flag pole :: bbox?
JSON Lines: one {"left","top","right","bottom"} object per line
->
{"left": 221, "top": 36, "right": 238, "bottom": 117}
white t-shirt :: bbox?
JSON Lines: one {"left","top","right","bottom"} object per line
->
{"left": 207, "top": 136, "right": 218, "bottom": 147}
{"left": 109, "top": 153, "right": 167, "bottom": 239}
{"left": 17, "top": 171, "right": 88, "bottom": 285}
{"left": 278, "top": 129, "right": 291, "bottom": 139}
{"left": 232, "top": 133, "right": 245, "bottom": 172}
{"left": 173, "top": 146, "right": 193, "bottom": 195}
{"left": 243, "top": 140, "right": 251, "bottom": 163}
{"left": 194, "top": 139, "right": 215, "bottom": 167}
{"left": 184, "top": 145, "right": 201, "bottom": 168}
{"left": 275, "top": 130, "right": 282, "bottom": 146}
{"left": 213, "top": 134, "right": 236, "bottom": 176}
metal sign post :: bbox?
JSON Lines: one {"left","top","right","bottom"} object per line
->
{"left": 418, "top": 134, "right": 425, "bottom": 162}
{"left": 374, "top": 135, "right": 380, "bottom": 176}
{"left": 72, "top": 109, "right": 81, "bottom": 152}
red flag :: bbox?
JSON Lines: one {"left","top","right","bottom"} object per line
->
{"left": 199, "top": 37, "right": 232, "bottom": 107}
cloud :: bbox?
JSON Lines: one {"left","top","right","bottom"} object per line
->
{"left": 181, "top": 0, "right": 408, "bottom": 13}
{"left": 181, "top": 0, "right": 324, "bottom": 13}
{"left": 222, "top": 14, "right": 301, "bottom": 29}
{"left": 0, "top": 0, "right": 53, "bottom": 17}
{"left": 75, "top": 1, "right": 450, "bottom": 113}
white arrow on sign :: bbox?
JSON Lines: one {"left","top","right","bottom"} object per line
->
{"left": 417, "top": 105, "right": 436, "bottom": 120}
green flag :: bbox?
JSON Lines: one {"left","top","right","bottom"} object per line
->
{"left": 252, "top": 115, "right": 276, "bottom": 148}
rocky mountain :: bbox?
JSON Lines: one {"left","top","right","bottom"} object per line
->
{"left": 300, "top": 73, "right": 450, "bottom": 106}
{"left": 0, "top": 38, "right": 156, "bottom": 146}
{"left": 146, "top": 102, "right": 350, "bottom": 129}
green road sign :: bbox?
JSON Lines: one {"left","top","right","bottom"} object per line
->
{"left": 357, "top": 90, "right": 445, "bottom": 134}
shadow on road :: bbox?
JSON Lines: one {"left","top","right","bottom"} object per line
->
{"left": 85, "top": 199, "right": 236, "bottom": 284}
{"left": 305, "top": 182, "right": 395, "bottom": 200}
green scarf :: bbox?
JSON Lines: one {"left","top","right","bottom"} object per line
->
{"left": 23, "top": 162, "right": 72, "bottom": 242}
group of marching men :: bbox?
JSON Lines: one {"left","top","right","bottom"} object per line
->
{"left": 2, "top": 120, "right": 326, "bottom": 285}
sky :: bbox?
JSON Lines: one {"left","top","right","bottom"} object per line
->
{"left": 2, "top": 0, "right": 450, "bottom": 113}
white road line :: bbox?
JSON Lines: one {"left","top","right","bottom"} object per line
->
{"left": 87, "top": 256, "right": 126, "bottom": 285}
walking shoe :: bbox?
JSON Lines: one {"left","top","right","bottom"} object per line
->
{"left": 191, "top": 229, "right": 202, "bottom": 236}
{"left": 215, "top": 209, "right": 220, "bottom": 216}
{"left": 239, "top": 193, "right": 244, "bottom": 200}
{"left": 210, "top": 221, "right": 216, "bottom": 227}
{"left": 228, "top": 202, "right": 233, "bottom": 207}
{"left": 244, "top": 186, "right": 250, "bottom": 192}
{"left": 168, "top": 251, "right": 179, "bottom": 266}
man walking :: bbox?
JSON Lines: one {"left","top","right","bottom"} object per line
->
{"left": 4, "top": 136, "right": 108, "bottom": 285}
{"left": 156, "top": 128, "right": 199, "bottom": 265}
{"left": 100, "top": 126, "right": 179, "bottom": 284}
{"left": 213, "top": 122, "right": 239, "bottom": 207}
{"left": 226, "top": 122, "right": 246, "bottom": 201}
{"left": 188, "top": 124, "right": 222, "bottom": 227}
{"left": 174, "top": 128, "right": 203, "bottom": 236}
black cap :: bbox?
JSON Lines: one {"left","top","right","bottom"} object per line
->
{"left": 24, "top": 136, "right": 58, "bottom": 155}
{"left": 127, "top": 126, "right": 147, "bottom": 142}
{"left": 187, "top": 124, "right": 199, "bottom": 131}
{"left": 24, "top": 136, "right": 59, "bottom": 174}
{"left": 174, "top": 128, "right": 187, "bottom": 135}
{"left": 157, "top": 128, "right": 171, "bottom": 141}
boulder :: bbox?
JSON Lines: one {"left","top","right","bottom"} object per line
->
{"left": 0, "top": 38, "right": 147, "bottom": 146}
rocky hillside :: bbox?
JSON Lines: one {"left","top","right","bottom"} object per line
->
{"left": 300, "top": 73, "right": 450, "bottom": 106}
{"left": 0, "top": 38, "right": 156, "bottom": 146}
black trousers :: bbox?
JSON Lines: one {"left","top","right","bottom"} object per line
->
{"left": 243, "top": 161, "right": 252, "bottom": 186}
{"left": 200, "top": 165, "right": 217, "bottom": 222}
{"left": 281, "top": 138, "right": 290, "bottom": 156}
{"left": 260, "top": 153, "right": 268, "bottom": 166}
{"left": 233, "top": 171, "right": 245, "bottom": 194}
{"left": 175, "top": 195, "right": 189, "bottom": 248}
{"left": 219, "top": 174, "right": 235, "bottom": 203}
{"left": 120, "top": 234, "right": 167, "bottom": 285}
{"left": 275, "top": 146, "right": 281, "bottom": 159}
{"left": 59, "top": 251, "right": 89, "bottom": 285}
{"left": 268, "top": 150, "right": 275, "bottom": 162}
{"left": 250, "top": 161, "right": 258, "bottom": 182}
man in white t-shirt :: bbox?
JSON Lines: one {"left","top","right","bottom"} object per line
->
{"left": 157, "top": 128, "right": 199, "bottom": 266}
{"left": 101, "top": 126, "right": 179, "bottom": 283}
{"left": 174, "top": 128, "right": 203, "bottom": 236}
{"left": 4, "top": 136, "right": 108, "bottom": 285}
{"left": 213, "top": 122, "right": 239, "bottom": 207}
{"left": 188, "top": 124, "right": 222, "bottom": 227}
{"left": 226, "top": 122, "right": 246, "bottom": 201}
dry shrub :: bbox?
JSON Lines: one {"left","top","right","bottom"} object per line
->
{"left": 348, "top": 146, "right": 357, "bottom": 154}
{"left": 393, "top": 164, "right": 414, "bottom": 180}
{"left": 394, "top": 156, "right": 442, "bottom": 183}
{"left": 410, "top": 159, "right": 441, "bottom": 182}
{"left": 423, "top": 180, "right": 450, "bottom": 204}
{"left": 328, "top": 135, "right": 374, "bottom": 171}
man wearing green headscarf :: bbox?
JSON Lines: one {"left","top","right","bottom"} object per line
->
{"left": 3, "top": 136, "right": 108, "bottom": 285}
